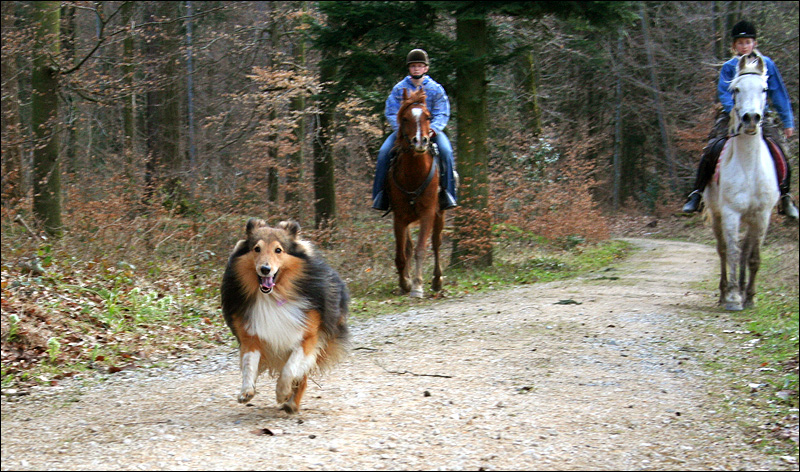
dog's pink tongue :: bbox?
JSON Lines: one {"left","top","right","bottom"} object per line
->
{"left": 261, "top": 276, "right": 275, "bottom": 290}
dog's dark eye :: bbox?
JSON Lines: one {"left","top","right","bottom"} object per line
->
{"left": 254, "top": 246, "right": 261, "bottom": 253}
{"left": 275, "top": 247, "right": 282, "bottom": 254}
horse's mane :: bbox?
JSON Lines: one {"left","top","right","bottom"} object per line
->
{"left": 397, "top": 88, "right": 429, "bottom": 120}
{"left": 730, "top": 50, "right": 767, "bottom": 88}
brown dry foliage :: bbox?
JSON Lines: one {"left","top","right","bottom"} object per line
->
{"left": 491, "top": 127, "right": 610, "bottom": 244}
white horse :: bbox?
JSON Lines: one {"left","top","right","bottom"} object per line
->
{"left": 703, "top": 52, "right": 780, "bottom": 311}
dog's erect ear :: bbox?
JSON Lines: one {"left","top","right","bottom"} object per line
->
{"left": 231, "top": 239, "right": 247, "bottom": 255}
{"left": 246, "top": 218, "right": 267, "bottom": 237}
{"left": 278, "top": 220, "right": 300, "bottom": 238}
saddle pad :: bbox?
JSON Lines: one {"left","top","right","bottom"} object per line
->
{"left": 712, "top": 139, "right": 732, "bottom": 184}
{"left": 765, "top": 137, "right": 787, "bottom": 185}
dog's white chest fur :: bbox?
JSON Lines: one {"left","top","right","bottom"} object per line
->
{"left": 244, "top": 294, "right": 307, "bottom": 352}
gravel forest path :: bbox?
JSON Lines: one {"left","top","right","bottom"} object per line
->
{"left": 1, "top": 238, "right": 792, "bottom": 470}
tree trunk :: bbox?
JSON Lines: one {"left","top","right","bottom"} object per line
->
{"left": 613, "top": 34, "right": 624, "bottom": 211}
{"left": 267, "top": 3, "right": 280, "bottom": 204}
{"left": 60, "top": 3, "right": 77, "bottom": 179}
{"left": 640, "top": 2, "right": 676, "bottom": 188}
{"left": 286, "top": 5, "right": 307, "bottom": 215}
{"left": 31, "top": 1, "right": 62, "bottom": 237}
{"left": 313, "top": 53, "right": 337, "bottom": 229}
{"left": 712, "top": 1, "right": 723, "bottom": 61}
{"left": 1, "top": 1, "right": 26, "bottom": 202}
{"left": 724, "top": 2, "right": 740, "bottom": 58}
{"left": 451, "top": 16, "right": 492, "bottom": 267}
{"left": 186, "top": 0, "right": 197, "bottom": 194}
{"left": 268, "top": 107, "right": 279, "bottom": 203}
{"left": 522, "top": 50, "right": 542, "bottom": 136}
{"left": 121, "top": 1, "right": 137, "bottom": 183}
{"left": 144, "top": 2, "right": 183, "bottom": 209}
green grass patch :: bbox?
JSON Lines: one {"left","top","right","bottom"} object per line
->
{"left": 692, "top": 242, "right": 799, "bottom": 457}
{"left": 746, "top": 292, "right": 799, "bottom": 404}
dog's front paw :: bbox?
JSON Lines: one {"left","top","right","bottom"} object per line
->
{"left": 276, "top": 378, "right": 292, "bottom": 404}
{"left": 238, "top": 387, "right": 256, "bottom": 404}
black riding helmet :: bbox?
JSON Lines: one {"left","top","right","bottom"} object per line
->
{"left": 406, "top": 49, "right": 429, "bottom": 65}
{"left": 731, "top": 20, "right": 757, "bottom": 39}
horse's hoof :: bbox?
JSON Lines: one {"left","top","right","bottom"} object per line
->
{"left": 409, "top": 289, "right": 423, "bottom": 298}
{"left": 724, "top": 302, "right": 744, "bottom": 311}
{"left": 432, "top": 279, "right": 442, "bottom": 292}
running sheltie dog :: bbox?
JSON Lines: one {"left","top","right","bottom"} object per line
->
{"left": 221, "top": 218, "right": 350, "bottom": 413}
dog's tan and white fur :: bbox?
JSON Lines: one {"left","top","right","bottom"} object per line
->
{"left": 221, "top": 218, "right": 349, "bottom": 413}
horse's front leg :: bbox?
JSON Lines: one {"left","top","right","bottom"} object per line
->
{"left": 410, "top": 216, "right": 434, "bottom": 298}
{"left": 431, "top": 211, "right": 444, "bottom": 292}
{"left": 739, "top": 234, "right": 754, "bottom": 308}
{"left": 743, "top": 215, "right": 770, "bottom": 309}
{"left": 394, "top": 221, "right": 412, "bottom": 293}
{"left": 721, "top": 215, "right": 743, "bottom": 311}
{"left": 711, "top": 214, "right": 729, "bottom": 306}
{"left": 743, "top": 239, "right": 760, "bottom": 309}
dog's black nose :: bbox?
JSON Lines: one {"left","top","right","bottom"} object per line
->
{"left": 259, "top": 265, "right": 271, "bottom": 276}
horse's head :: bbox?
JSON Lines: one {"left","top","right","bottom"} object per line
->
{"left": 398, "top": 88, "right": 432, "bottom": 154}
{"left": 730, "top": 52, "right": 768, "bottom": 136}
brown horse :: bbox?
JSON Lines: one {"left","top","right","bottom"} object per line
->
{"left": 387, "top": 88, "right": 445, "bottom": 298}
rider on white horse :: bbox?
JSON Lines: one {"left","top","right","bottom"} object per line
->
{"left": 682, "top": 20, "right": 797, "bottom": 220}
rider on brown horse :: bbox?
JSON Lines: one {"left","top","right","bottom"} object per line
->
{"left": 372, "top": 49, "right": 457, "bottom": 213}
{"left": 682, "top": 20, "right": 797, "bottom": 220}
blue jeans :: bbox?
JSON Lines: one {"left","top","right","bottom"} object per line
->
{"left": 372, "top": 131, "right": 457, "bottom": 205}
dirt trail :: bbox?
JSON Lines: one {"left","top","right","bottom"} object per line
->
{"left": 1, "top": 238, "right": 792, "bottom": 470}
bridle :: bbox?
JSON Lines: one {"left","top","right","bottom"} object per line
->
{"left": 729, "top": 70, "right": 767, "bottom": 138}
{"left": 397, "top": 101, "right": 431, "bottom": 152}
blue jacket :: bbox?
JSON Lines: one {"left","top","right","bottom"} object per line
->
{"left": 385, "top": 76, "right": 450, "bottom": 133}
{"left": 718, "top": 53, "right": 794, "bottom": 129}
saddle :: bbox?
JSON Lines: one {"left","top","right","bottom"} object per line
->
{"left": 710, "top": 135, "right": 788, "bottom": 186}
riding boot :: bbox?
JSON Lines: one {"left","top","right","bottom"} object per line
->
{"left": 431, "top": 142, "right": 457, "bottom": 211}
{"left": 779, "top": 194, "right": 799, "bottom": 220}
{"left": 372, "top": 135, "right": 397, "bottom": 212}
{"left": 439, "top": 190, "right": 457, "bottom": 211}
{"left": 372, "top": 190, "right": 390, "bottom": 212}
{"left": 682, "top": 190, "right": 703, "bottom": 213}
{"left": 682, "top": 134, "right": 727, "bottom": 213}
